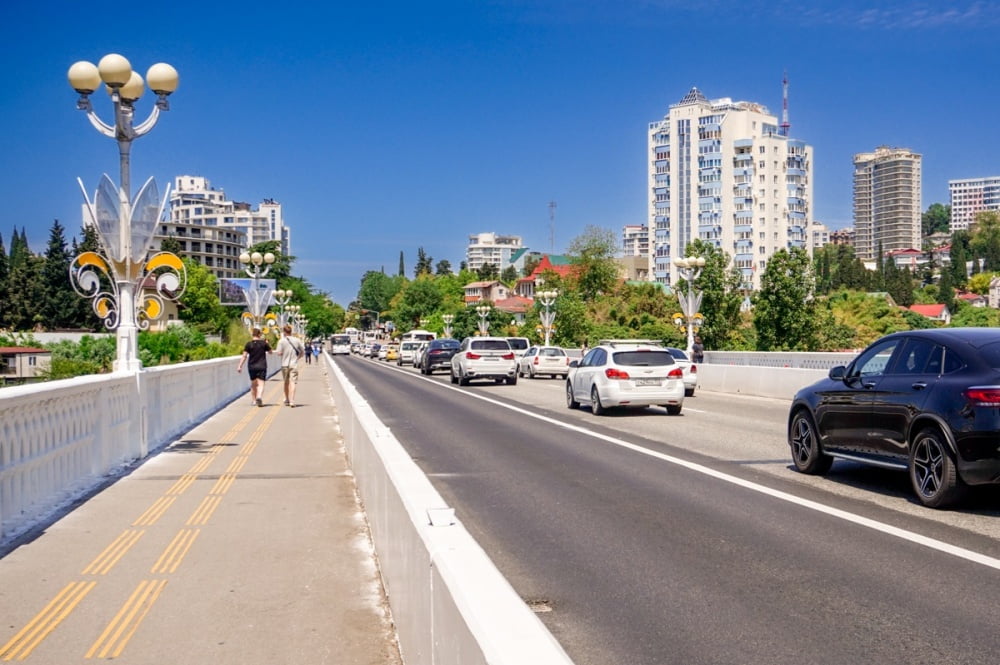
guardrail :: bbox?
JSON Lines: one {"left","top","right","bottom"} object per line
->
{"left": 325, "top": 354, "right": 573, "bottom": 665}
{"left": 0, "top": 355, "right": 280, "bottom": 544}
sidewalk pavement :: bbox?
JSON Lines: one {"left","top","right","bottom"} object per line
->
{"left": 0, "top": 357, "right": 402, "bottom": 665}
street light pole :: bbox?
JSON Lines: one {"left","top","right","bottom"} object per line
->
{"left": 67, "top": 53, "right": 185, "bottom": 373}
{"left": 273, "top": 289, "right": 293, "bottom": 328}
{"left": 537, "top": 290, "right": 558, "bottom": 346}
{"left": 239, "top": 251, "right": 275, "bottom": 329}
{"left": 475, "top": 305, "right": 491, "bottom": 335}
{"left": 672, "top": 256, "right": 706, "bottom": 354}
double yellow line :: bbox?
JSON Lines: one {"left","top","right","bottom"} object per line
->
{"left": 0, "top": 391, "right": 282, "bottom": 660}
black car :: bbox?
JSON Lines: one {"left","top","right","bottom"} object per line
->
{"left": 788, "top": 328, "right": 1000, "bottom": 508}
{"left": 420, "top": 338, "right": 461, "bottom": 375}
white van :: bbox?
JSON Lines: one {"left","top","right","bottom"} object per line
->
{"left": 506, "top": 337, "right": 531, "bottom": 359}
{"left": 398, "top": 340, "right": 423, "bottom": 366}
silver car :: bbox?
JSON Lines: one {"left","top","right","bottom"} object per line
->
{"left": 451, "top": 337, "right": 518, "bottom": 385}
{"left": 518, "top": 345, "right": 570, "bottom": 379}
{"left": 566, "top": 342, "right": 685, "bottom": 415}
{"left": 665, "top": 347, "right": 697, "bottom": 396}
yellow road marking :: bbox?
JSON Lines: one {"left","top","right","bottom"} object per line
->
{"left": 186, "top": 495, "right": 222, "bottom": 526}
{"left": 131, "top": 495, "right": 177, "bottom": 527}
{"left": 86, "top": 579, "right": 167, "bottom": 659}
{"left": 150, "top": 529, "right": 200, "bottom": 574}
{"left": 0, "top": 580, "right": 96, "bottom": 660}
{"left": 82, "top": 530, "right": 145, "bottom": 576}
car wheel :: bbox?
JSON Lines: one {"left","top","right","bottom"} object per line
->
{"left": 507, "top": 375, "right": 517, "bottom": 385}
{"left": 459, "top": 370, "right": 469, "bottom": 386}
{"left": 665, "top": 404, "right": 682, "bottom": 415}
{"left": 566, "top": 382, "right": 579, "bottom": 409}
{"left": 909, "top": 428, "right": 966, "bottom": 508}
{"left": 528, "top": 366, "right": 536, "bottom": 379}
{"left": 788, "top": 410, "right": 832, "bottom": 475}
{"left": 450, "top": 368, "right": 458, "bottom": 384}
{"left": 590, "top": 386, "right": 605, "bottom": 415}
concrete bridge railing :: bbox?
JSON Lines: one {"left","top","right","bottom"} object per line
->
{"left": 0, "top": 355, "right": 280, "bottom": 543}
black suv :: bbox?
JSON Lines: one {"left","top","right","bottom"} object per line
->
{"left": 788, "top": 328, "right": 1000, "bottom": 508}
{"left": 420, "top": 338, "right": 461, "bottom": 375}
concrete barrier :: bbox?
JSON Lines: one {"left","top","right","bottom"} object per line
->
{"left": 0, "top": 355, "right": 280, "bottom": 544}
{"left": 324, "top": 354, "right": 574, "bottom": 665}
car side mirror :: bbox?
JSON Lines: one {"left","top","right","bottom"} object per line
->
{"left": 569, "top": 360, "right": 579, "bottom": 368}
{"left": 828, "top": 365, "right": 846, "bottom": 381}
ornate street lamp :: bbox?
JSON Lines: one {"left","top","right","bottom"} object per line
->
{"left": 273, "top": 289, "right": 293, "bottom": 328}
{"left": 475, "top": 305, "right": 491, "bottom": 335}
{"left": 239, "top": 251, "right": 275, "bottom": 328}
{"left": 68, "top": 53, "right": 186, "bottom": 372}
{"left": 536, "top": 289, "right": 558, "bottom": 346}
{"left": 442, "top": 314, "right": 455, "bottom": 338}
{"left": 672, "top": 256, "right": 706, "bottom": 354}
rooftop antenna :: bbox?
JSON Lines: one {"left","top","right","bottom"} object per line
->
{"left": 780, "top": 70, "right": 790, "bottom": 137}
{"left": 548, "top": 201, "right": 557, "bottom": 253}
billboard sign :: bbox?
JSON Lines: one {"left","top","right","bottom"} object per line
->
{"left": 219, "top": 278, "right": 277, "bottom": 306}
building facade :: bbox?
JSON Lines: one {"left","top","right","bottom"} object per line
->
{"left": 622, "top": 224, "right": 650, "bottom": 257}
{"left": 466, "top": 232, "right": 524, "bottom": 272}
{"left": 949, "top": 176, "right": 1000, "bottom": 231}
{"left": 852, "top": 147, "right": 921, "bottom": 260}
{"left": 157, "top": 176, "right": 292, "bottom": 280}
{"left": 648, "top": 88, "right": 812, "bottom": 290}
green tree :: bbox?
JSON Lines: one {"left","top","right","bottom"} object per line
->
{"left": 398, "top": 251, "right": 405, "bottom": 277}
{"left": 177, "top": 259, "right": 233, "bottom": 333}
{"left": 922, "top": 203, "right": 951, "bottom": 236}
{"left": 948, "top": 230, "right": 972, "bottom": 285}
{"left": 969, "top": 211, "right": 1000, "bottom": 272}
{"left": 0, "top": 231, "right": 8, "bottom": 328}
{"left": 434, "top": 259, "right": 452, "bottom": 276}
{"left": 937, "top": 264, "right": 955, "bottom": 311}
{"left": 6, "top": 255, "right": 45, "bottom": 331}
{"left": 501, "top": 265, "right": 519, "bottom": 284}
{"left": 40, "top": 220, "right": 78, "bottom": 330}
{"left": 476, "top": 262, "right": 499, "bottom": 280}
{"left": 684, "top": 239, "right": 744, "bottom": 351}
{"left": 567, "top": 225, "right": 619, "bottom": 300}
{"left": 414, "top": 248, "right": 433, "bottom": 277}
{"left": 357, "top": 270, "right": 398, "bottom": 327}
{"left": 752, "top": 248, "right": 816, "bottom": 351}
{"left": 8, "top": 226, "right": 29, "bottom": 272}
{"left": 391, "top": 276, "right": 443, "bottom": 329}
{"left": 247, "top": 240, "right": 293, "bottom": 284}
{"left": 160, "top": 235, "right": 183, "bottom": 254}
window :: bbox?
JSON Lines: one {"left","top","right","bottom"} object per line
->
{"left": 849, "top": 339, "right": 900, "bottom": 379}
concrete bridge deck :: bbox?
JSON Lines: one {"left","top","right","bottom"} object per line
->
{"left": 0, "top": 359, "right": 401, "bottom": 664}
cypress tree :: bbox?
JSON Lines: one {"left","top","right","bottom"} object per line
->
{"left": 0, "top": 232, "right": 8, "bottom": 328}
{"left": 41, "top": 220, "right": 78, "bottom": 329}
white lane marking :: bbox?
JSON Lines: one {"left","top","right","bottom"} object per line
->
{"left": 361, "top": 359, "right": 1000, "bottom": 571}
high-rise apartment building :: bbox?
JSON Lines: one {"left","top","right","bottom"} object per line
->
{"left": 648, "top": 88, "right": 812, "bottom": 290}
{"left": 852, "top": 147, "right": 921, "bottom": 260}
{"left": 159, "top": 176, "right": 292, "bottom": 280}
{"left": 466, "top": 232, "right": 523, "bottom": 272}
{"left": 622, "top": 224, "right": 650, "bottom": 257}
{"left": 949, "top": 176, "right": 1000, "bottom": 231}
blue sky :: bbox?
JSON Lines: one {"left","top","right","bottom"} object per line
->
{"left": 2, "top": 0, "right": 998, "bottom": 306}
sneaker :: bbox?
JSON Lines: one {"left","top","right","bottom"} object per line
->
{"left": 288, "top": 403, "right": 296, "bottom": 408}
{"left": 256, "top": 398, "right": 263, "bottom": 407}
{"left": 284, "top": 400, "right": 290, "bottom": 406}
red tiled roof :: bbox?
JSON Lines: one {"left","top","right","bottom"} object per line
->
{"left": 0, "top": 347, "right": 50, "bottom": 354}
{"left": 908, "top": 304, "right": 947, "bottom": 317}
{"left": 493, "top": 296, "right": 533, "bottom": 314}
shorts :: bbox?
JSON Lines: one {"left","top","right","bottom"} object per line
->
{"left": 281, "top": 366, "right": 299, "bottom": 383}
{"left": 248, "top": 367, "right": 267, "bottom": 381}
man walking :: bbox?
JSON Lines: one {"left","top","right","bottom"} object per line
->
{"left": 276, "top": 324, "right": 304, "bottom": 407}
{"left": 237, "top": 328, "right": 272, "bottom": 406}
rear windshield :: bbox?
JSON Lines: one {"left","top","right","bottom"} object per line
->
{"left": 431, "top": 340, "right": 460, "bottom": 350}
{"left": 472, "top": 340, "right": 511, "bottom": 351}
{"left": 539, "top": 347, "right": 566, "bottom": 357}
{"left": 612, "top": 350, "right": 675, "bottom": 366}
{"left": 974, "top": 341, "right": 1000, "bottom": 369}
{"left": 666, "top": 348, "right": 688, "bottom": 360}
{"left": 507, "top": 338, "right": 529, "bottom": 350}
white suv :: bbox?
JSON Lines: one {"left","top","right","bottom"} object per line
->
{"left": 566, "top": 341, "right": 684, "bottom": 415}
{"left": 451, "top": 337, "right": 518, "bottom": 386}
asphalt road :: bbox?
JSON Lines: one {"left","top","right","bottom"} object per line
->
{"left": 335, "top": 354, "right": 1000, "bottom": 665}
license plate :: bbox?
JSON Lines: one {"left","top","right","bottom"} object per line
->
{"left": 483, "top": 357, "right": 499, "bottom": 361}
{"left": 635, "top": 378, "right": 660, "bottom": 386}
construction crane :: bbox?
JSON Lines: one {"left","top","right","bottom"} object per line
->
{"left": 780, "top": 70, "right": 791, "bottom": 137}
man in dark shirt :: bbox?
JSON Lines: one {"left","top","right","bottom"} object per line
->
{"left": 237, "top": 328, "right": 272, "bottom": 406}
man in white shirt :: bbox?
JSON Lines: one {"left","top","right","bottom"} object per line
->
{"left": 276, "top": 325, "right": 304, "bottom": 407}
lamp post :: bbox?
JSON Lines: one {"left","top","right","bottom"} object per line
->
{"left": 239, "top": 251, "right": 275, "bottom": 329}
{"left": 442, "top": 314, "right": 455, "bottom": 338}
{"left": 475, "top": 305, "right": 491, "bottom": 335}
{"left": 273, "top": 289, "right": 293, "bottom": 327}
{"left": 67, "top": 53, "right": 185, "bottom": 372}
{"left": 672, "top": 256, "right": 706, "bottom": 354}
{"left": 536, "top": 289, "right": 558, "bottom": 346}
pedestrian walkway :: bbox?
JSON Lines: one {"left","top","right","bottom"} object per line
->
{"left": 0, "top": 359, "right": 402, "bottom": 664}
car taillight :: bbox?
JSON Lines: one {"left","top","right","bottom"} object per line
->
{"left": 533, "top": 357, "right": 539, "bottom": 365}
{"left": 502, "top": 353, "right": 515, "bottom": 360}
{"left": 467, "top": 352, "right": 481, "bottom": 360}
{"left": 964, "top": 387, "right": 1000, "bottom": 406}
{"left": 690, "top": 364, "right": 697, "bottom": 374}
{"left": 668, "top": 367, "right": 684, "bottom": 379}
{"left": 606, "top": 368, "right": 630, "bottom": 380}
